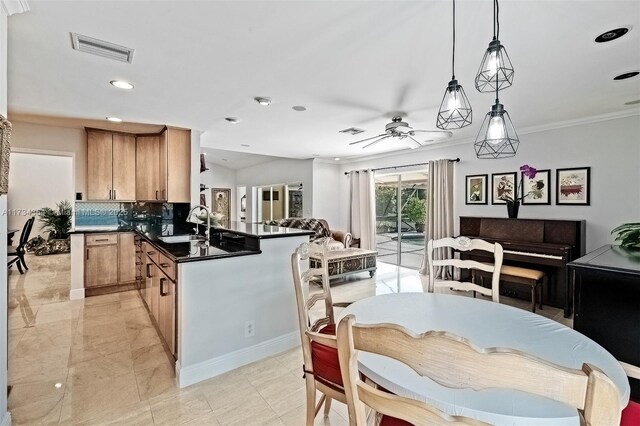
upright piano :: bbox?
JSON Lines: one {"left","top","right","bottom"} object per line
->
{"left": 460, "top": 216, "right": 586, "bottom": 317}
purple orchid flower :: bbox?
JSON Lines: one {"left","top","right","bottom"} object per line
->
{"left": 520, "top": 164, "right": 538, "bottom": 179}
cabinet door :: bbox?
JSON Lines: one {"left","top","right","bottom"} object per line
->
{"left": 159, "top": 277, "right": 176, "bottom": 355}
{"left": 143, "top": 258, "right": 154, "bottom": 307}
{"left": 87, "top": 131, "right": 113, "bottom": 200}
{"left": 118, "top": 233, "right": 136, "bottom": 283}
{"left": 167, "top": 128, "right": 191, "bottom": 203}
{"left": 151, "top": 273, "right": 160, "bottom": 320}
{"left": 85, "top": 244, "right": 118, "bottom": 287}
{"left": 136, "top": 135, "right": 160, "bottom": 201}
{"left": 112, "top": 134, "right": 136, "bottom": 201}
{"left": 158, "top": 130, "right": 168, "bottom": 201}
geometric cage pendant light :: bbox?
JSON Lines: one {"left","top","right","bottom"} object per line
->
{"left": 474, "top": 100, "right": 519, "bottom": 158}
{"left": 436, "top": 0, "right": 472, "bottom": 130}
{"left": 475, "top": 0, "right": 514, "bottom": 93}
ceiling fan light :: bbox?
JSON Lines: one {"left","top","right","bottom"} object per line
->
{"left": 475, "top": 39, "right": 514, "bottom": 93}
{"left": 474, "top": 102, "right": 519, "bottom": 159}
{"left": 436, "top": 79, "right": 472, "bottom": 130}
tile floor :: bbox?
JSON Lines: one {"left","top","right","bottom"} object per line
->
{"left": 7, "top": 253, "right": 571, "bottom": 425}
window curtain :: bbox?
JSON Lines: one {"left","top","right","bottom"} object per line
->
{"left": 348, "top": 170, "right": 376, "bottom": 250}
{"left": 420, "top": 159, "right": 455, "bottom": 278}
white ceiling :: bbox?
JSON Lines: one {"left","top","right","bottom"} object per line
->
{"left": 200, "top": 147, "right": 286, "bottom": 170}
{"left": 7, "top": 1, "right": 640, "bottom": 162}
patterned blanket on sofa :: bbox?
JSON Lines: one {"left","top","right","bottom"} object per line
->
{"left": 265, "top": 218, "right": 331, "bottom": 241}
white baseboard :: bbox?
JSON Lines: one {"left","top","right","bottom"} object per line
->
{"left": 69, "top": 288, "right": 85, "bottom": 300}
{"left": 1, "top": 411, "right": 11, "bottom": 426}
{"left": 176, "top": 331, "right": 299, "bottom": 388}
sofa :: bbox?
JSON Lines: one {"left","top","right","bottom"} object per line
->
{"left": 265, "top": 218, "right": 352, "bottom": 248}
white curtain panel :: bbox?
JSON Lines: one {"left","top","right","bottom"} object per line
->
{"left": 420, "top": 159, "right": 455, "bottom": 278}
{"left": 349, "top": 170, "right": 376, "bottom": 250}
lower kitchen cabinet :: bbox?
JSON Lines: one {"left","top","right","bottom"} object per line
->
{"left": 159, "top": 277, "right": 176, "bottom": 354}
{"left": 85, "top": 243, "right": 118, "bottom": 287}
{"left": 84, "top": 232, "right": 137, "bottom": 295}
{"left": 118, "top": 233, "right": 137, "bottom": 283}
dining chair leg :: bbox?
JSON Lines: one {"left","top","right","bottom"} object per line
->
{"left": 19, "top": 254, "right": 28, "bottom": 271}
{"left": 324, "top": 396, "right": 332, "bottom": 417}
{"left": 305, "top": 376, "right": 316, "bottom": 426}
{"left": 16, "top": 260, "right": 24, "bottom": 275}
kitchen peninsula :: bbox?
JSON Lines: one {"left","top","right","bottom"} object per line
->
{"left": 70, "top": 220, "right": 312, "bottom": 387}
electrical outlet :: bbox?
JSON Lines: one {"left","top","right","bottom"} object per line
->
{"left": 244, "top": 320, "right": 255, "bottom": 338}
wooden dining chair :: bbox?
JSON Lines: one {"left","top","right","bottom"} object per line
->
{"left": 336, "top": 314, "right": 622, "bottom": 426}
{"left": 7, "top": 217, "right": 34, "bottom": 274}
{"left": 427, "top": 237, "right": 503, "bottom": 303}
{"left": 291, "top": 241, "right": 348, "bottom": 425}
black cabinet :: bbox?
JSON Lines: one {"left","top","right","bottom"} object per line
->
{"left": 569, "top": 245, "right": 640, "bottom": 399}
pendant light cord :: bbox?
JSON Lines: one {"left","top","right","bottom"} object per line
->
{"left": 451, "top": 0, "right": 456, "bottom": 80}
{"left": 496, "top": 0, "right": 500, "bottom": 40}
{"left": 494, "top": 0, "right": 500, "bottom": 103}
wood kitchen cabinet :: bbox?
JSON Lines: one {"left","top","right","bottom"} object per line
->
{"left": 136, "top": 135, "right": 161, "bottom": 201}
{"left": 85, "top": 235, "right": 119, "bottom": 287}
{"left": 86, "top": 130, "right": 136, "bottom": 201}
{"left": 118, "top": 233, "right": 137, "bottom": 283}
{"left": 159, "top": 276, "right": 176, "bottom": 355}
{"left": 162, "top": 128, "right": 191, "bottom": 203}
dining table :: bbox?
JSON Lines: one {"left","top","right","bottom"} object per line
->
{"left": 338, "top": 292, "right": 630, "bottom": 425}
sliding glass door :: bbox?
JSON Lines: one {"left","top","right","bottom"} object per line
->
{"left": 375, "top": 171, "right": 428, "bottom": 269}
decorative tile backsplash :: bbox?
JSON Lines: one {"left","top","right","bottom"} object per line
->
{"left": 74, "top": 202, "right": 126, "bottom": 226}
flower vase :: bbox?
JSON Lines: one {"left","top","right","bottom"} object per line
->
{"left": 506, "top": 201, "right": 520, "bottom": 219}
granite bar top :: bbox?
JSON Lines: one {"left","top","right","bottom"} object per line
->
{"left": 70, "top": 220, "right": 261, "bottom": 263}
{"left": 212, "top": 221, "right": 315, "bottom": 239}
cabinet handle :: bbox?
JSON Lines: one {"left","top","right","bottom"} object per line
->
{"left": 147, "top": 251, "right": 156, "bottom": 256}
{"left": 155, "top": 190, "right": 159, "bottom": 200}
{"left": 160, "top": 263, "right": 170, "bottom": 268}
{"left": 113, "top": 189, "right": 116, "bottom": 200}
{"left": 135, "top": 261, "right": 143, "bottom": 266}
{"left": 160, "top": 278, "right": 168, "bottom": 296}
{"left": 86, "top": 249, "right": 89, "bottom": 260}
{"left": 146, "top": 264, "right": 153, "bottom": 278}
{"left": 162, "top": 189, "right": 166, "bottom": 199}
{"left": 95, "top": 238, "right": 109, "bottom": 242}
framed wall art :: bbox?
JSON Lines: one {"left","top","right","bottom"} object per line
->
{"left": 212, "top": 188, "right": 231, "bottom": 227}
{"left": 491, "top": 172, "right": 516, "bottom": 204}
{"left": 465, "top": 174, "right": 488, "bottom": 205}
{"left": 522, "top": 169, "right": 551, "bottom": 205}
{"left": 556, "top": 167, "right": 590, "bottom": 205}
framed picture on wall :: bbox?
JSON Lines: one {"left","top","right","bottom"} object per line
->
{"left": 491, "top": 172, "right": 517, "bottom": 204}
{"left": 556, "top": 167, "right": 590, "bottom": 205}
{"left": 212, "top": 188, "right": 231, "bottom": 227}
{"left": 522, "top": 169, "right": 551, "bottom": 205}
{"left": 465, "top": 174, "right": 488, "bottom": 205}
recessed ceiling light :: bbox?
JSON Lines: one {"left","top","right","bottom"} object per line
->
{"left": 625, "top": 99, "right": 640, "bottom": 105}
{"left": 595, "top": 27, "right": 630, "bottom": 43}
{"left": 292, "top": 106, "right": 306, "bottom": 112}
{"left": 225, "top": 117, "right": 240, "bottom": 124}
{"left": 339, "top": 127, "right": 365, "bottom": 135}
{"left": 334, "top": 157, "right": 340, "bottom": 161}
{"left": 254, "top": 97, "right": 271, "bottom": 106}
{"left": 106, "top": 117, "right": 122, "bottom": 122}
{"left": 110, "top": 80, "right": 134, "bottom": 90}
{"left": 613, "top": 71, "right": 639, "bottom": 80}
{"left": 240, "top": 144, "right": 250, "bottom": 147}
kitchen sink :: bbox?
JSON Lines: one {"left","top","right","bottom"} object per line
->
{"left": 158, "top": 235, "right": 206, "bottom": 244}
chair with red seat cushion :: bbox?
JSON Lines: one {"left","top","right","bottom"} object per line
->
{"left": 621, "top": 399, "right": 640, "bottom": 426}
{"left": 292, "top": 242, "right": 348, "bottom": 426}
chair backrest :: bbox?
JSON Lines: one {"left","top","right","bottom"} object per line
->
{"left": 337, "top": 314, "right": 621, "bottom": 426}
{"left": 291, "top": 241, "right": 339, "bottom": 374}
{"left": 427, "top": 237, "right": 503, "bottom": 302}
{"left": 19, "top": 217, "right": 35, "bottom": 247}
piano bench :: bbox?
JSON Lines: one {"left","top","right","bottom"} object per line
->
{"left": 473, "top": 264, "right": 547, "bottom": 313}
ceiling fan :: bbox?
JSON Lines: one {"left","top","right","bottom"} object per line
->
{"left": 349, "top": 116, "right": 453, "bottom": 149}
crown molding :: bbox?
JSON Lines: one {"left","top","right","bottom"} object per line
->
{"left": 339, "top": 108, "right": 640, "bottom": 166}
{"left": 1, "top": 0, "right": 30, "bottom": 16}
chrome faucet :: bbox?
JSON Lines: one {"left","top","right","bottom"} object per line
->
{"left": 187, "top": 205, "right": 212, "bottom": 246}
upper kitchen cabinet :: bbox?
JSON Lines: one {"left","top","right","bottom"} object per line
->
{"left": 160, "top": 128, "right": 191, "bottom": 203}
{"left": 86, "top": 130, "right": 136, "bottom": 201}
{"left": 136, "top": 135, "right": 161, "bottom": 201}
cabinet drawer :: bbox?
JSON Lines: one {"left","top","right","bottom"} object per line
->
{"left": 86, "top": 234, "right": 118, "bottom": 246}
{"left": 157, "top": 252, "right": 176, "bottom": 281}
{"left": 144, "top": 245, "right": 160, "bottom": 264}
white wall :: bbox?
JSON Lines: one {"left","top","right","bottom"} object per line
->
{"left": 200, "top": 161, "right": 237, "bottom": 221}
{"left": 1, "top": 7, "right": 10, "bottom": 426}
{"left": 312, "top": 160, "right": 342, "bottom": 229}
{"left": 190, "top": 130, "right": 202, "bottom": 208}
{"left": 236, "top": 158, "right": 314, "bottom": 222}
{"left": 10, "top": 121, "right": 84, "bottom": 195}
{"left": 339, "top": 114, "right": 640, "bottom": 253}
{"left": 8, "top": 152, "right": 74, "bottom": 238}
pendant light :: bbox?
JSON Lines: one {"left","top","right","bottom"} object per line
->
{"left": 474, "top": 75, "right": 519, "bottom": 159}
{"left": 436, "top": 0, "right": 472, "bottom": 130}
{"left": 475, "top": 0, "right": 514, "bottom": 93}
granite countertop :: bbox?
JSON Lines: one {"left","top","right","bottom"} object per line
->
{"left": 70, "top": 220, "right": 261, "bottom": 263}
{"left": 212, "top": 221, "right": 315, "bottom": 239}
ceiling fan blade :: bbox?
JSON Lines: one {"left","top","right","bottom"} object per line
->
{"left": 348, "top": 133, "right": 387, "bottom": 145}
{"left": 410, "top": 130, "right": 453, "bottom": 134}
{"left": 405, "top": 136, "right": 423, "bottom": 149}
{"left": 363, "top": 135, "right": 391, "bottom": 149}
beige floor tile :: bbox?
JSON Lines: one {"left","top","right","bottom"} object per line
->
{"left": 135, "top": 362, "right": 177, "bottom": 401}
{"left": 279, "top": 405, "right": 348, "bottom": 426}
{"left": 8, "top": 328, "right": 26, "bottom": 358}
{"left": 9, "top": 346, "right": 70, "bottom": 384}
{"left": 69, "top": 325, "right": 131, "bottom": 365}
{"left": 76, "top": 401, "right": 154, "bottom": 426}
{"left": 181, "top": 412, "right": 220, "bottom": 425}
{"left": 150, "top": 389, "right": 213, "bottom": 426}
{"left": 83, "top": 292, "right": 121, "bottom": 306}
{"left": 132, "top": 343, "right": 173, "bottom": 373}
{"left": 127, "top": 324, "right": 163, "bottom": 351}
{"left": 212, "top": 391, "right": 277, "bottom": 426}
{"left": 10, "top": 395, "right": 64, "bottom": 425}
{"left": 238, "top": 356, "right": 293, "bottom": 388}
{"left": 68, "top": 350, "right": 134, "bottom": 386}
{"left": 8, "top": 376, "right": 67, "bottom": 411}
{"left": 255, "top": 371, "right": 306, "bottom": 416}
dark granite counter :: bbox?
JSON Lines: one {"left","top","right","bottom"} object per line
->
{"left": 212, "top": 221, "right": 314, "bottom": 239}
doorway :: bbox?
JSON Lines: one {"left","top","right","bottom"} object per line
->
{"left": 374, "top": 171, "right": 427, "bottom": 269}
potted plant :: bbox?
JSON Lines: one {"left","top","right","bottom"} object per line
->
{"left": 38, "top": 200, "right": 72, "bottom": 240}
{"left": 501, "top": 165, "right": 538, "bottom": 218}
{"left": 612, "top": 223, "right": 640, "bottom": 249}
{"left": 405, "top": 196, "right": 426, "bottom": 233}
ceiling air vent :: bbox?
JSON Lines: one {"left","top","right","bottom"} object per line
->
{"left": 339, "top": 127, "right": 365, "bottom": 135}
{"left": 70, "top": 33, "right": 135, "bottom": 63}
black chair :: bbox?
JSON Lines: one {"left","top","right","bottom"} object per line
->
{"left": 8, "top": 217, "right": 34, "bottom": 274}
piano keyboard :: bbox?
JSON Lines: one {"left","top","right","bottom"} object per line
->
{"left": 504, "top": 249, "right": 563, "bottom": 260}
